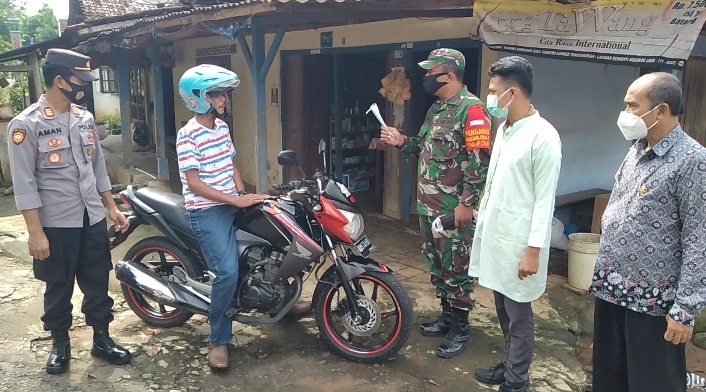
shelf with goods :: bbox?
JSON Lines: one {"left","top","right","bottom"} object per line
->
{"left": 329, "top": 109, "right": 382, "bottom": 193}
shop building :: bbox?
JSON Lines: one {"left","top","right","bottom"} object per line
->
{"left": 1, "top": 0, "right": 704, "bottom": 229}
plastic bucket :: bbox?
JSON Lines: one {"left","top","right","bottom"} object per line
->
{"left": 567, "top": 233, "right": 601, "bottom": 291}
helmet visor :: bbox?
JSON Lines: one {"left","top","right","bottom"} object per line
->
{"left": 205, "top": 79, "right": 240, "bottom": 95}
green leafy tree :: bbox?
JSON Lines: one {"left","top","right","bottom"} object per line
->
{"left": 0, "top": 0, "right": 25, "bottom": 53}
{"left": 22, "top": 4, "right": 58, "bottom": 45}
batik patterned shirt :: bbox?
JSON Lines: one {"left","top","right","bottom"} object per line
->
{"left": 590, "top": 125, "right": 706, "bottom": 327}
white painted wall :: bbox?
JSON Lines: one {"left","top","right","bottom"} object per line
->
{"left": 92, "top": 80, "right": 120, "bottom": 120}
{"left": 498, "top": 52, "right": 639, "bottom": 196}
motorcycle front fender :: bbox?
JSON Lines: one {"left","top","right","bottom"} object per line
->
{"left": 337, "top": 254, "right": 392, "bottom": 282}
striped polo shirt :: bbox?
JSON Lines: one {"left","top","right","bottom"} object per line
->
{"left": 175, "top": 117, "right": 237, "bottom": 210}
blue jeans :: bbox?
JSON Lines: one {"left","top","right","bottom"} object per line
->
{"left": 186, "top": 204, "right": 239, "bottom": 345}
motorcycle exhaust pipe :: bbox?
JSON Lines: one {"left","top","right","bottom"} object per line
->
{"left": 115, "top": 260, "right": 211, "bottom": 316}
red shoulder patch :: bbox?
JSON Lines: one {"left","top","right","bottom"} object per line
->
{"left": 464, "top": 104, "right": 491, "bottom": 151}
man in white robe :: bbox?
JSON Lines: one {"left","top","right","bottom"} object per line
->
{"left": 469, "top": 56, "right": 562, "bottom": 392}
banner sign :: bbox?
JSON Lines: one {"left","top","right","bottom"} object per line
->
{"left": 469, "top": 0, "right": 706, "bottom": 69}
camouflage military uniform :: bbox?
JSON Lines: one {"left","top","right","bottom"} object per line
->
{"left": 399, "top": 49, "right": 491, "bottom": 311}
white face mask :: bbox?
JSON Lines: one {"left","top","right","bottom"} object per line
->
{"left": 616, "top": 106, "right": 659, "bottom": 140}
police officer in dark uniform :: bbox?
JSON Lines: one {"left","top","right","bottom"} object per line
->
{"left": 7, "top": 48, "right": 132, "bottom": 374}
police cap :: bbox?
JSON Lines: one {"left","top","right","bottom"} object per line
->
{"left": 45, "top": 48, "right": 98, "bottom": 82}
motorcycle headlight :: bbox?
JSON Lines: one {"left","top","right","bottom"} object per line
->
{"left": 340, "top": 210, "right": 364, "bottom": 242}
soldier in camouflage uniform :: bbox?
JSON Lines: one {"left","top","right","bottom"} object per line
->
{"left": 382, "top": 48, "right": 491, "bottom": 359}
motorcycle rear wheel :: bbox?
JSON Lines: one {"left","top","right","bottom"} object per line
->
{"left": 313, "top": 269, "right": 413, "bottom": 363}
{"left": 120, "top": 236, "right": 198, "bottom": 328}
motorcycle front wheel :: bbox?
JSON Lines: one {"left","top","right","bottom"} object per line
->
{"left": 313, "top": 269, "right": 413, "bottom": 363}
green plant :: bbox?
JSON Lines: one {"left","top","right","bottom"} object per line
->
{"left": 0, "top": 87, "right": 10, "bottom": 108}
{"left": 99, "top": 113, "right": 121, "bottom": 130}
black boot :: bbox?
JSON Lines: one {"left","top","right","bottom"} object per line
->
{"left": 46, "top": 330, "right": 71, "bottom": 375}
{"left": 435, "top": 308, "right": 470, "bottom": 358}
{"left": 90, "top": 326, "right": 132, "bottom": 365}
{"left": 475, "top": 362, "right": 506, "bottom": 385}
{"left": 419, "top": 298, "right": 452, "bottom": 337}
{"left": 498, "top": 380, "right": 530, "bottom": 392}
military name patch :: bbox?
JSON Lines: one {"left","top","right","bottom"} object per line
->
{"left": 47, "top": 138, "right": 62, "bottom": 148}
{"left": 37, "top": 128, "right": 62, "bottom": 138}
{"left": 464, "top": 104, "right": 491, "bottom": 151}
{"left": 43, "top": 107, "right": 55, "bottom": 118}
{"left": 11, "top": 129, "right": 25, "bottom": 145}
{"left": 47, "top": 152, "right": 61, "bottom": 164}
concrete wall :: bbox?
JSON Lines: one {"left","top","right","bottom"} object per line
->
{"left": 172, "top": 18, "right": 477, "bottom": 188}
{"left": 497, "top": 53, "right": 638, "bottom": 196}
{"left": 92, "top": 82, "right": 120, "bottom": 120}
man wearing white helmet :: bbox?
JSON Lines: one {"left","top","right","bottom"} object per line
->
{"left": 176, "top": 64, "right": 270, "bottom": 369}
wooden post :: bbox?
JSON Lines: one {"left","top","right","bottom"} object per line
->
{"left": 27, "top": 52, "right": 43, "bottom": 103}
{"left": 151, "top": 39, "right": 168, "bottom": 181}
{"left": 237, "top": 21, "right": 288, "bottom": 192}
{"left": 115, "top": 48, "right": 133, "bottom": 169}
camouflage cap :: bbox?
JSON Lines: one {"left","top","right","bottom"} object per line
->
{"left": 418, "top": 48, "right": 466, "bottom": 70}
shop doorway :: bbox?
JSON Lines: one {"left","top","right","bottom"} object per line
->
{"left": 282, "top": 51, "right": 388, "bottom": 213}
{"left": 281, "top": 42, "right": 481, "bottom": 219}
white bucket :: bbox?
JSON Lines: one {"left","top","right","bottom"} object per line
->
{"left": 567, "top": 233, "right": 601, "bottom": 291}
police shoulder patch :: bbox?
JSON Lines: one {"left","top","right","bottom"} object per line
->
{"left": 43, "top": 107, "right": 55, "bottom": 119}
{"left": 463, "top": 103, "right": 491, "bottom": 151}
{"left": 11, "top": 129, "right": 25, "bottom": 145}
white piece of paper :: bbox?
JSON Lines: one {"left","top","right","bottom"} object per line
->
{"left": 366, "top": 103, "right": 393, "bottom": 140}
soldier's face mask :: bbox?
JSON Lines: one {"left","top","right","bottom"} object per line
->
{"left": 423, "top": 72, "right": 450, "bottom": 96}
{"left": 58, "top": 76, "right": 90, "bottom": 105}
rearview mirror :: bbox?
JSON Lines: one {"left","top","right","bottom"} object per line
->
{"left": 277, "top": 150, "right": 299, "bottom": 167}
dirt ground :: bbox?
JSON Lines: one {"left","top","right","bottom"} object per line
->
{"left": 0, "top": 192, "right": 592, "bottom": 392}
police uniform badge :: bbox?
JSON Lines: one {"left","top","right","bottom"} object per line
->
{"left": 11, "top": 129, "right": 25, "bottom": 145}
{"left": 48, "top": 152, "right": 61, "bottom": 164}
{"left": 71, "top": 106, "right": 80, "bottom": 116}
{"left": 87, "top": 133, "right": 94, "bottom": 143}
{"left": 47, "top": 138, "right": 62, "bottom": 148}
{"left": 75, "top": 91, "right": 85, "bottom": 101}
{"left": 43, "top": 107, "right": 55, "bottom": 118}
{"left": 87, "top": 146, "right": 94, "bottom": 156}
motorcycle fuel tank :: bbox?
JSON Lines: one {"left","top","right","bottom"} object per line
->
{"left": 236, "top": 205, "right": 292, "bottom": 248}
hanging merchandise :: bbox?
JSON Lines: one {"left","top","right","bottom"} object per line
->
{"left": 378, "top": 67, "right": 412, "bottom": 106}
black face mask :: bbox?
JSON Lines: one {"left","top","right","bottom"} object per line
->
{"left": 422, "top": 73, "right": 450, "bottom": 96}
{"left": 58, "top": 77, "right": 91, "bottom": 105}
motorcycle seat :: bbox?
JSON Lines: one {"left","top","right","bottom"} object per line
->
{"left": 134, "top": 187, "right": 194, "bottom": 235}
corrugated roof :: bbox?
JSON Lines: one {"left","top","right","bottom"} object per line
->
{"left": 75, "top": 1, "right": 264, "bottom": 46}
{"left": 77, "top": 0, "right": 180, "bottom": 21}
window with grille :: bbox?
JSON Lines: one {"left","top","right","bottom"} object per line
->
{"left": 99, "top": 67, "right": 117, "bottom": 94}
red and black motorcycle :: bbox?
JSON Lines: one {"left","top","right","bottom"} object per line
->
{"left": 110, "top": 149, "right": 414, "bottom": 363}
